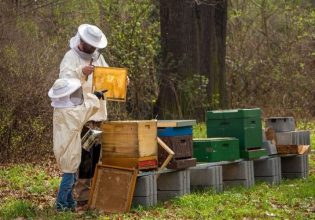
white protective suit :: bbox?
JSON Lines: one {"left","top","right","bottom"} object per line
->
{"left": 59, "top": 48, "right": 108, "bottom": 121}
{"left": 53, "top": 93, "right": 100, "bottom": 173}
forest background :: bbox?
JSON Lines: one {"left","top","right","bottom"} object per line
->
{"left": 0, "top": 0, "right": 314, "bottom": 162}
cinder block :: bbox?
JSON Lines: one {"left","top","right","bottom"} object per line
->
{"left": 134, "top": 174, "right": 157, "bottom": 197}
{"left": 222, "top": 160, "right": 254, "bottom": 188}
{"left": 223, "top": 179, "right": 253, "bottom": 188}
{"left": 262, "top": 141, "right": 277, "bottom": 155}
{"left": 132, "top": 194, "right": 157, "bottom": 207}
{"left": 266, "top": 117, "right": 295, "bottom": 132}
{"left": 190, "top": 165, "right": 222, "bottom": 192}
{"left": 157, "top": 169, "right": 190, "bottom": 191}
{"left": 254, "top": 156, "right": 281, "bottom": 176}
{"left": 157, "top": 190, "right": 187, "bottom": 202}
{"left": 281, "top": 154, "right": 308, "bottom": 173}
{"left": 222, "top": 160, "right": 253, "bottom": 180}
{"left": 255, "top": 175, "right": 281, "bottom": 185}
{"left": 157, "top": 169, "right": 190, "bottom": 202}
{"left": 282, "top": 172, "right": 308, "bottom": 179}
{"left": 276, "top": 131, "right": 310, "bottom": 145}
{"left": 132, "top": 174, "right": 157, "bottom": 207}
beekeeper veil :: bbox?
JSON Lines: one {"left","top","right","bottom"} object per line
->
{"left": 48, "top": 78, "right": 84, "bottom": 108}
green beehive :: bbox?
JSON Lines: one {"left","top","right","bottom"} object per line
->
{"left": 193, "top": 138, "right": 240, "bottom": 162}
{"left": 206, "top": 108, "right": 262, "bottom": 151}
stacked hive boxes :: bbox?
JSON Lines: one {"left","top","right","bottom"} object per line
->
{"left": 266, "top": 117, "right": 311, "bottom": 149}
{"left": 101, "top": 120, "right": 158, "bottom": 170}
{"left": 101, "top": 120, "right": 159, "bottom": 208}
{"left": 205, "top": 108, "right": 267, "bottom": 159}
{"left": 266, "top": 117, "right": 310, "bottom": 179}
{"left": 157, "top": 120, "right": 197, "bottom": 169}
{"left": 193, "top": 138, "right": 240, "bottom": 162}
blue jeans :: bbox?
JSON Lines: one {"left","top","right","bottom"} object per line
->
{"left": 56, "top": 173, "right": 77, "bottom": 211}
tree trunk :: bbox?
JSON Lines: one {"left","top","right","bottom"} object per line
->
{"left": 155, "top": 0, "right": 228, "bottom": 120}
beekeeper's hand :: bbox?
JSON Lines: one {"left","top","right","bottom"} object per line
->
{"left": 82, "top": 65, "right": 94, "bottom": 76}
{"left": 93, "top": 91, "right": 104, "bottom": 100}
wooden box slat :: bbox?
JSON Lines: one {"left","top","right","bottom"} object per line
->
{"left": 101, "top": 120, "right": 157, "bottom": 158}
{"left": 276, "top": 145, "right": 310, "bottom": 155}
{"left": 157, "top": 120, "right": 196, "bottom": 128}
{"left": 102, "top": 156, "right": 157, "bottom": 170}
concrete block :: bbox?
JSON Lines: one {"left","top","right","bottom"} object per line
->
{"left": 276, "top": 131, "right": 310, "bottom": 145}
{"left": 157, "top": 190, "right": 187, "bottom": 202}
{"left": 190, "top": 165, "right": 222, "bottom": 192}
{"left": 134, "top": 174, "right": 157, "bottom": 197}
{"left": 281, "top": 154, "right": 308, "bottom": 173}
{"left": 262, "top": 141, "right": 277, "bottom": 155}
{"left": 266, "top": 117, "right": 295, "bottom": 132}
{"left": 255, "top": 175, "right": 281, "bottom": 185}
{"left": 254, "top": 156, "right": 281, "bottom": 176}
{"left": 223, "top": 179, "right": 253, "bottom": 189}
{"left": 157, "top": 169, "right": 190, "bottom": 191}
{"left": 132, "top": 174, "right": 157, "bottom": 207}
{"left": 132, "top": 194, "right": 157, "bottom": 207}
{"left": 254, "top": 157, "right": 282, "bottom": 185}
{"left": 222, "top": 160, "right": 253, "bottom": 180}
{"left": 282, "top": 171, "right": 308, "bottom": 179}
{"left": 222, "top": 160, "right": 254, "bottom": 189}
{"left": 157, "top": 169, "right": 190, "bottom": 202}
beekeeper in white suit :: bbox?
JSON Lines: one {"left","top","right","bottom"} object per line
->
{"left": 59, "top": 24, "right": 109, "bottom": 210}
{"left": 48, "top": 78, "right": 103, "bottom": 211}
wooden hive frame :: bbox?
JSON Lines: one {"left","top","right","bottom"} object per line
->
{"left": 93, "top": 66, "right": 128, "bottom": 102}
{"left": 88, "top": 164, "right": 137, "bottom": 213}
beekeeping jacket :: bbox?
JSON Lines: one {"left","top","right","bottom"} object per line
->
{"left": 59, "top": 48, "right": 109, "bottom": 121}
{"left": 53, "top": 93, "right": 100, "bottom": 173}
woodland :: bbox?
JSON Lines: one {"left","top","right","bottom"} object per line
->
{"left": 0, "top": 0, "right": 314, "bottom": 162}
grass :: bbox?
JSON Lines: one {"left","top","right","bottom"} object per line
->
{"left": 0, "top": 123, "right": 314, "bottom": 219}
{"left": 0, "top": 164, "right": 59, "bottom": 194}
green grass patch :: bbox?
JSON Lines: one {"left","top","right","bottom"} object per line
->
{"left": 0, "top": 164, "right": 59, "bottom": 195}
{"left": 193, "top": 123, "right": 207, "bottom": 138}
{"left": 0, "top": 199, "right": 36, "bottom": 220}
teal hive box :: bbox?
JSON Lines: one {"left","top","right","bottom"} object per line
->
{"left": 193, "top": 138, "right": 240, "bottom": 162}
{"left": 206, "top": 108, "right": 262, "bottom": 150}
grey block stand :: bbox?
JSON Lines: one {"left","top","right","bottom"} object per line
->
{"left": 266, "top": 117, "right": 295, "bottom": 132}
{"left": 132, "top": 173, "right": 157, "bottom": 207}
{"left": 254, "top": 156, "right": 282, "bottom": 185}
{"left": 276, "top": 131, "right": 310, "bottom": 145}
{"left": 190, "top": 165, "right": 223, "bottom": 192}
{"left": 281, "top": 154, "right": 309, "bottom": 179}
{"left": 222, "top": 160, "right": 255, "bottom": 188}
{"left": 157, "top": 169, "right": 190, "bottom": 202}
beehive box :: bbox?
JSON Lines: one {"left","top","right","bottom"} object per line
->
{"left": 206, "top": 108, "right": 262, "bottom": 150}
{"left": 193, "top": 138, "right": 240, "bottom": 162}
{"left": 158, "top": 135, "right": 193, "bottom": 160}
{"left": 157, "top": 120, "right": 196, "bottom": 169}
{"left": 101, "top": 120, "right": 158, "bottom": 168}
{"left": 102, "top": 156, "right": 158, "bottom": 170}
